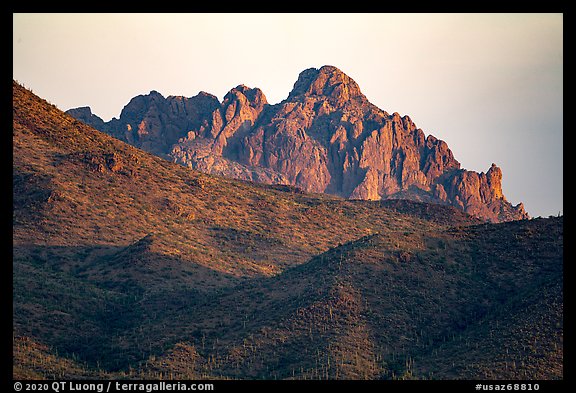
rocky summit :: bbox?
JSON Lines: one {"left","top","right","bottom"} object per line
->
{"left": 67, "top": 65, "right": 528, "bottom": 223}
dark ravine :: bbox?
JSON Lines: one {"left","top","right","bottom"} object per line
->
{"left": 67, "top": 65, "right": 527, "bottom": 223}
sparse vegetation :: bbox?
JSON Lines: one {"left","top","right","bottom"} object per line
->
{"left": 13, "top": 81, "right": 563, "bottom": 380}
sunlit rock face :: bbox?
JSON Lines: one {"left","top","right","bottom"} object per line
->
{"left": 67, "top": 65, "right": 528, "bottom": 222}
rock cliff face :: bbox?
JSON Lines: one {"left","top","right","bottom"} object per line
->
{"left": 105, "top": 90, "right": 221, "bottom": 157}
{"left": 65, "top": 106, "right": 107, "bottom": 131}
{"left": 66, "top": 65, "right": 528, "bottom": 222}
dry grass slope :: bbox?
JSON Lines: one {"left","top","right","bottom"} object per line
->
{"left": 13, "top": 81, "right": 562, "bottom": 380}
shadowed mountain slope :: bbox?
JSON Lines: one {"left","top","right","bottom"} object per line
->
{"left": 14, "top": 81, "right": 561, "bottom": 380}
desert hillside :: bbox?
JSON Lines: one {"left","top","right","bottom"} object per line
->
{"left": 13, "top": 81, "right": 562, "bottom": 380}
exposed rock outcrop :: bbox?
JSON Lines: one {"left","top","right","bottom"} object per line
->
{"left": 65, "top": 106, "right": 107, "bottom": 131}
{"left": 66, "top": 65, "right": 528, "bottom": 222}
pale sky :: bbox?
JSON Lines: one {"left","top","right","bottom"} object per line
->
{"left": 13, "top": 13, "right": 563, "bottom": 218}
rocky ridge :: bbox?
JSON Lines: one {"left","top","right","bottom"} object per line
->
{"left": 67, "top": 65, "right": 527, "bottom": 222}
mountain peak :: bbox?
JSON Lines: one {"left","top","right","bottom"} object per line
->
{"left": 318, "top": 64, "right": 344, "bottom": 74}
{"left": 224, "top": 85, "right": 268, "bottom": 107}
{"left": 65, "top": 106, "right": 106, "bottom": 130}
{"left": 287, "top": 65, "right": 364, "bottom": 102}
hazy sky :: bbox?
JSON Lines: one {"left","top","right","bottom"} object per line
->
{"left": 13, "top": 13, "right": 563, "bottom": 218}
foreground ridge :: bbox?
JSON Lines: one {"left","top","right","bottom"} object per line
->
{"left": 14, "top": 81, "right": 560, "bottom": 380}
